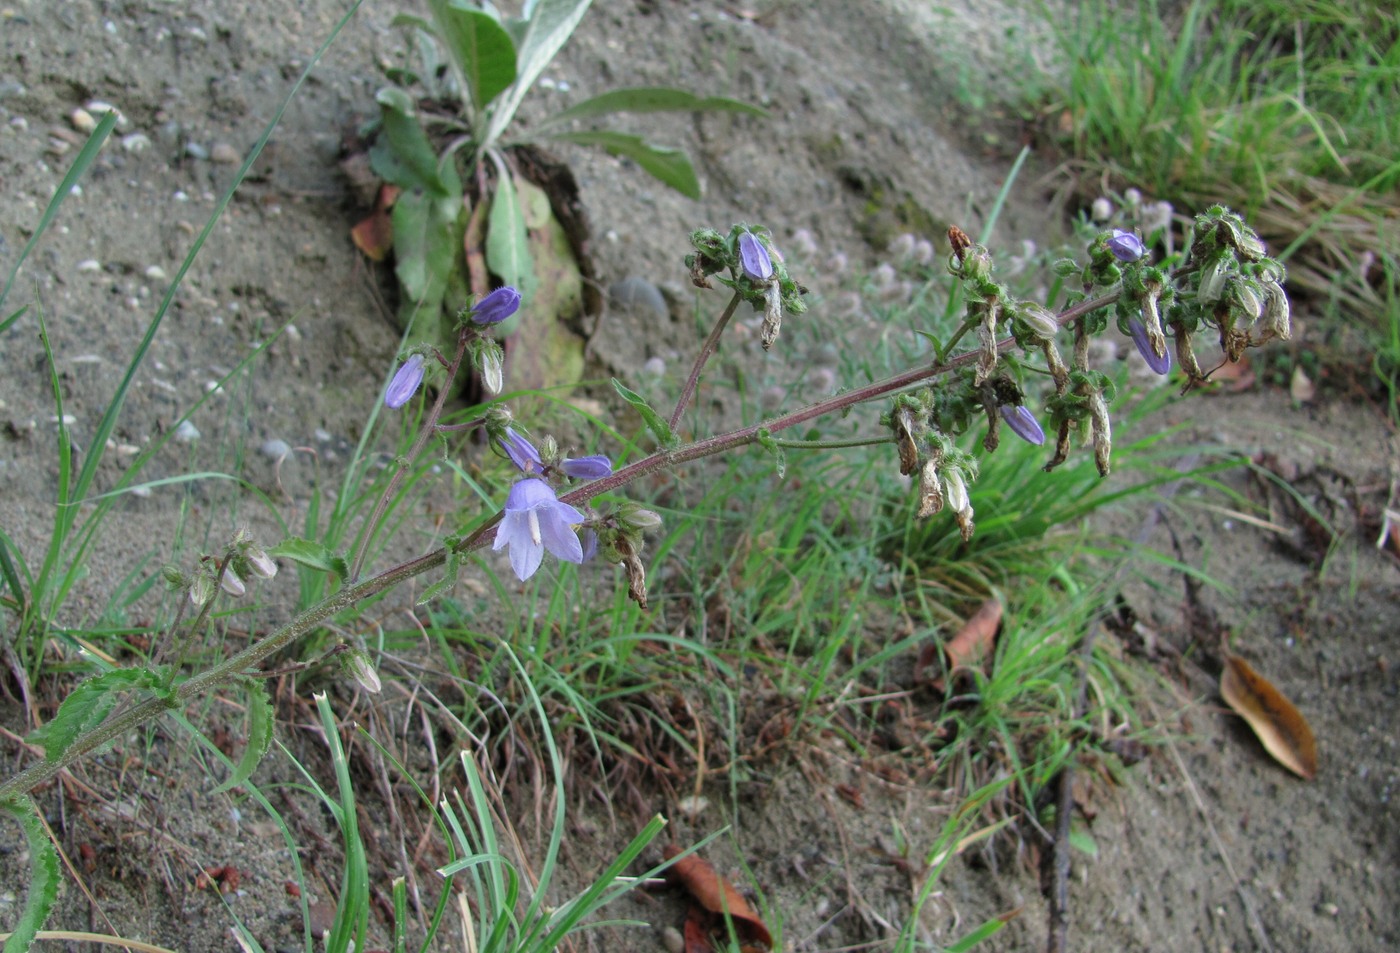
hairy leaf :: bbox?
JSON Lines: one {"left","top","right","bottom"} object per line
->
{"left": 482, "top": 0, "right": 593, "bottom": 148}
{"left": 429, "top": 1, "right": 517, "bottom": 115}
{"left": 612, "top": 378, "right": 677, "bottom": 449}
{"left": 26, "top": 668, "right": 163, "bottom": 760}
{"left": 547, "top": 129, "right": 701, "bottom": 199}
{"left": 268, "top": 537, "right": 349, "bottom": 581}
{"left": 485, "top": 161, "right": 535, "bottom": 304}
{"left": 392, "top": 189, "right": 461, "bottom": 306}
{"left": 1, "top": 797, "right": 60, "bottom": 953}
{"left": 371, "top": 88, "right": 461, "bottom": 198}
{"left": 540, "top": 86, "right": 766, "bottom": 126}
{"left": 211, "top": 679, "right": 276, "bottom": 795}
{"left": 1220, "top": 653, "right": 1318, "bottom": 780}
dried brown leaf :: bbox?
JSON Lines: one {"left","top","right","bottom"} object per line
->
{"left": 1220, "top": 653, "right": 1318, "bottom": 780}
{"left": 349, "top": 183, "right": 399, "bottom": 261}
{"left": 664, "top": 845, "right": 773, "bottom": 949}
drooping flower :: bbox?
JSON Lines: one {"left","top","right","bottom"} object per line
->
{"left": 500, "top": 427, "right": 543, "bottom": 473}
{"left": 493, "top": 478, "right": 585, "bottom": 580}
{"left": 1127, "top": 318, "right": 1172, "bottom": 375}
{"left": 999, "top": 404, "right": 1046, "bottom": 445}
{"left": 561, "top": 455, "right": 612, "bottom": 480}
{"left": 469, "top": 286, "right": 522, "bottom": 325}
{"left": 737, "top": 230, "right": 774, "bottom": 281}
{"left": 385, "top": 354, "right": 426, "bottom": 408}
{"left": 220, "top": 565, "right": 246, "bottom": 597}
{"left": 1106, "top": 229, "right": 1146, "bottom": 263}
{"left": 243, "top": 547, "right": 278, "bottom": 580}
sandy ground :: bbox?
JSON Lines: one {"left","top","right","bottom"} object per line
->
{"left": 1, "top": 1, "right": 1397, "bottom": 951}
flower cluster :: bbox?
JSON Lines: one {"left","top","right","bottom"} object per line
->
{"left": 383, "top": 287, "right": 523, "bottom": 408}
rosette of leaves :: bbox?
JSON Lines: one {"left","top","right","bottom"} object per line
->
{"left": 351, "top": 0, "right": 763, "bottom": 393}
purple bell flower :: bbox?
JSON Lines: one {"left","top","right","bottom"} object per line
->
{"left": 470, "top": 286, "right": 522, "bottom": 325}
{"left": 493, "top": 478, "right": 585, "bottom": 580}
{"left": 1000, "top": 404, "right": 1046, "bottom": 446}
{"left": 1106, "top": 229, "right": 1146, "bottom": 263}
{"left": 561, "top": 455, "right": 613, "bottom": 480}
{"left": 385, "top": 354, "right": 426, "bottom": 408}
{"left": 1128, "top": 318, "right": 1172, "bottom": 375}
{"left": 738, "top": 231, "right": 774, "bottom": 281}
{"left": 500, "top": 427, "right": 543, "bottom": 473}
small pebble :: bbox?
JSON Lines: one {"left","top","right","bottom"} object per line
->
{"left": 121, "top": 132, "right": 150, "bottom": 153}
{"left": 144, "top": 265, "right": 167, "bottom": 281}
{"left": 609, "top": 276, "right": 667, "bottom": 320}
{"left": 210, "top": 142, "right": 240, "bottom": 164}
{"left": 314, "top": 428, "right": 332, "bottom": 443}
{"left": 173, "top": 420, "right": 200, "bottom": 442}
{"left": 9, "top": 116, "right": 28, "bottom": 131}
{"left": 69, "top": 107, "right": 96, "bottom": 133}
{"left": 51, "top": 414, "right": 77, "bottom": 426}
{"left": 130, "top": 485, "right": 152, "bottom": 499}
{"left": 76, "top": 259, "right": 102, "bottom": 273}
{"left": 660, "top": 926, "right": 684, "bottom": 953}
{"left": 642, "top": 356, "right": 667, "bottom": 376}
{"left": 260, "top": 439, "right": 291, "bottom": 459}
{"left": 185, "top": 142, "right": 209, "bottom": 160}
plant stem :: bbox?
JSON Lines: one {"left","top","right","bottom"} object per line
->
{"left": 669, "top": 292, "right": 742, "bottom": 431}
{"left": 0, "top": 286, "right": 1122, "bottom": 804}
{"left": 349, "top": 337, "right": 470, "bottom": 583}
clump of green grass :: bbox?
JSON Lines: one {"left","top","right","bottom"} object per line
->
{"left": 1033, "top": 0, "right": 1400, "bottom": 401}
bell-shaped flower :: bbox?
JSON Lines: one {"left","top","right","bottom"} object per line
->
{"left": 385, "top": 354, "right": 426, "bottom": 408}
{"left": 1127, "top": 318, "right": 1172, "bottom": 375}
{"left": 999, "top": 405, "right": 1046, "bottom": 445}
{"left": 561, "top": 455, "right": 612, "bottom": 480}
{"left": 493, "top": 478, "right": 585, "bottom": 581}
{"left": 470, "top": 286, "right": 522, "bottom": 325}
{"left": 1106, "top": 229, "right": 1146, "bottom": 263}
{"left": 500, "top": 427, "right": 543, "bottom": 473}
{"left": 738, "top": 231, "right": 774, "bottom": 281}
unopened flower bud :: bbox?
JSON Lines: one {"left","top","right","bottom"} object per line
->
{"left": 189, "top": 569, "right": 215, "bottom": 607}
{"left": 469, "top": 286, "right": 521, "bottom": 325}
{"left": 220, "top": 565, "right": 246, "bottom": 597}
{"left": 344, "top": 650, "right": 382, "bottom": 694}
{"left": 1197, "top": 258, "right": 1229, "bottom": 304}
{"left": 943, "top": 468, "right": 969, "bottom": 514}
{"left": 1017, "top": 302, "right": 1060, "bottom": 342}
{"left": 480, "top": 342, "right": 504, "bottom": 395}
{"left": 1229, "top": 278, "right": 1264, "bottom": 324}
{"left": 385, "top": 354, "right": 425, "bottom": 409}
{"left": 999, "top": 405, "right": 1046, "bottom": 445}
{"left": 561, "top": 455, "right": 612, "bottom": 480}
{"left": 244, "top": 547, "right": 277, "bottom": 580}
{"left": 620, "top": 504, "right": 663, "bottom": 531}
{"left": 738, "top": 230, "right": 774, "bottom": 281}
{"left": 1106, "top": 229, "right": 1146, "bottom": 263}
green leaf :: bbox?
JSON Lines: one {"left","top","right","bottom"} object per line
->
{"left": 1069, "top": 825, "right": 1099, "bottom": 858}
{"left": 391, "top": 189, "right": 461, "bottom": 306}
{"left": 26, "top": 668, "right": 162, "bottom": 760}
{"left": 371, "top": 87, "right": 461, "bottom": 197}
{"left": 485, "top": 159, "right": 536, "bottom": 305}
{"left": 1, "top": 797, "right": 60, "bottom": 953}
{"left": 944, "top": 916, "right": 1011, "bottom": 952}
{"left": 481, "top": 0, "right": 593, "bottom": 148}
{"left": 612, "top": 378, "right": 677, "bottom": 449}
{"left": 540, "top": 86, "right": 766, "bottom": 126}
{"left": 268, "top": 537, "right": 349, "bottom": 581}
{"left": 210, "top": 679, "right": 276, "bottom": 795}
{"left": 429, "top": 1, "right": 517, "bottom": 114}
{"left": 547, "top": 129, "right": 700, "bottom": 199}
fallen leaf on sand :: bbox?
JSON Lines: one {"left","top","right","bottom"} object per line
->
{"left": 1220, "top": 653, "right": 1318, "bottom": 780}
{"left": 918, "top": 598, "right": 1002, "bottom": 687}
{"left": 664, "top": 844, "right": 773, "bottom": 949}
{"left": 350, "top": 183, "right": 399, "bottom": 261}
